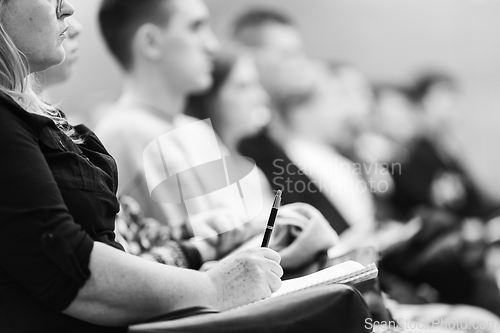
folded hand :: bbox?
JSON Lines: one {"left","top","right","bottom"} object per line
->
{"left": 272, "top": 203, "right": 339, "bottom": 269}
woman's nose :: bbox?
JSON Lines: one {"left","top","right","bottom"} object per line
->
{"left": 59, "top": 0, "right": 75, "bottom": 19}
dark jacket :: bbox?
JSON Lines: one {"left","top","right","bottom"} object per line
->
{"left": 0, "top": 93, "right": 126, "bottom": 332}
{"left": 239, "top": 130, "right": 350, "bottom": 235}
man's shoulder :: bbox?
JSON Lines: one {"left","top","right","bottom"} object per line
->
{"left": 95, "top": 103, "right": 171, "bottom": 140}
{"left": 96, "top": 103, "right": 158, "bottom": 128}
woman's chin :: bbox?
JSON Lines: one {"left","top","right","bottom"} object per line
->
{"left": 30, "top": 56, "right": 66, "bottom": 75}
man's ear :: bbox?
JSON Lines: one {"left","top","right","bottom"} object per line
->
{"left": 133, "top": 23, "right": 165, "bottom": 62}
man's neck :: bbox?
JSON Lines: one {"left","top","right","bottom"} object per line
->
{"left": 119, "top": 70, "right": 186, "bottom": 122}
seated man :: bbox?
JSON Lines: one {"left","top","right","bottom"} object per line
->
{"left": 232, "top": 9, "right": 376, "bottom": 247}
{"left": 393, "top": 72, "right": 499, "bottom": 220}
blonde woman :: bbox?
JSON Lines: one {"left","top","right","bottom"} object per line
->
{"left": 0, "top": 1, "right": 282, "bottom": 331}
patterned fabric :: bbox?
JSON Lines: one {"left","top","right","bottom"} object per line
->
{"left": 115, "top": 195, "right": 192, "bottom": 268}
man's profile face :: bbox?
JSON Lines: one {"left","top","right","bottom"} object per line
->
{"left": 158, "top": 0, "right": 219, "bottom": 94}
{"left": 251, "top": 23, "right": 312, "bottom": 104}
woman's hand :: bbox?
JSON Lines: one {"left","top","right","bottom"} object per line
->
{"left": 205, "top": 248, "right": 283, "bottom": 310}
{"left": 272, "top": 203, "right": 339, "bottom": 269}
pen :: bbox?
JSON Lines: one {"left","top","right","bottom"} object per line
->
{"left": 261, "top": 190, "right": 282, "bottom": 247}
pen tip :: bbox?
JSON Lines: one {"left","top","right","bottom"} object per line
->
{"left": 276, "top": 190, "right": 282, "bottom": 197}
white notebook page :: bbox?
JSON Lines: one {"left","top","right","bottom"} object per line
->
{"left": 272, "top": 260, "right": 375, "bottom": 298}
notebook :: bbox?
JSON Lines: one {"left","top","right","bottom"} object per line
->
{"left": 272, "top": 260, "right": 378, "bottom": 298}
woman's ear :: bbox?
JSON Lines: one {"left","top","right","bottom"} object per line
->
{"left": 133, "top": 23, "right": 165, "bottom": 63}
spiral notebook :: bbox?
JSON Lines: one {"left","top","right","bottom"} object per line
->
{"left": 272, "top": 260, "right": 378, "bottom": 298}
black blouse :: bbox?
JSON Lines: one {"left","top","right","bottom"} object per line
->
{"left": 0, "top": 93, "right": 126, "bottom": 332}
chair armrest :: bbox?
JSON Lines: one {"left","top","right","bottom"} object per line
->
{"left": 129, "top": 284, "right": 372, "bottom": 333}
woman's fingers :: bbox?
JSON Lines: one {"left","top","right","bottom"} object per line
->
{"left": 266, "top": 259, "right": 284, "bottom": 278}
{"left": 266, "top": 269, "right": 283, "bottom": 293}
{"left": 259, "top": 247, "right": 281, "bottom": 264}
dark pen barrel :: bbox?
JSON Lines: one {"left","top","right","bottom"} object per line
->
{"left": 261, "top": 207, "right": 278, "bottom": 247}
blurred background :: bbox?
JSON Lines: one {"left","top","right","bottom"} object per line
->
{"left": 47, "top": 0, "right": 500, "bottom": 198}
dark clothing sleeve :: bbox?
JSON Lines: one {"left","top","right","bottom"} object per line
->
{"left": 0, "top": 102, "right": 94, "bottom": 312}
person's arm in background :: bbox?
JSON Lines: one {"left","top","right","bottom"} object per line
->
{"left": 200, "top": 203, "right": 340, "bottom": 271}
{"left": 274, "top": 203, "right": 339, "bottom": 269}
{"left": 328, "top": 216, "right": 422, "bottom": 259}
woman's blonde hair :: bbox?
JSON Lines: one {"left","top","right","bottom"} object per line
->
{"left": 0, "top": 5, "right": 81, "bottom": 143}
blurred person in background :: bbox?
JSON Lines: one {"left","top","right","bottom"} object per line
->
{"left": 322, "top": 63, "right": 397, "bottom": 212}
{"left": 232, "top": 9, "right": 352, "bottom": 229}
{"left": 360, "top": 72, "right": 500, "bottom": 221}
{"left": 376, "top": 73, "right": 500, "bottom": 309}
{"left": 232, "top": 9, "right": 389, "bottom": 244}
{"left": 186, "top": 47, "right": 271, "bottom": 157}
{"left": 95, "top": 0, "right": 338, "bottom": 272}
{"left": 95, "top": 0, "right": 239, "bottom": 237}
{"left": 185, "top": 48, "right": 338, "bottom": 271}
{"left": 323, "top": 63, "right": 374, "bottom": 157}
{"left": 357, "top": 84, "right": 421, "bottom": 167}
{"left": 353, "top": 83, "right": 420, "bottom": 220}
{"left": 397, "top": 72, "right": 499, "bottom": 220}
{"left": 232, "top": 8, "right": 315, "bottom": 116}
{"left": 232, "top": 9, "right": 392, "bottom": 239}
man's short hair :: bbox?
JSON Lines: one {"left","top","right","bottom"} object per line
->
{"left": 98, "top": 0, "right": 174, "bottom": 71}
{"left": 232, "top": 8, "right": 295, "bottom": 47}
